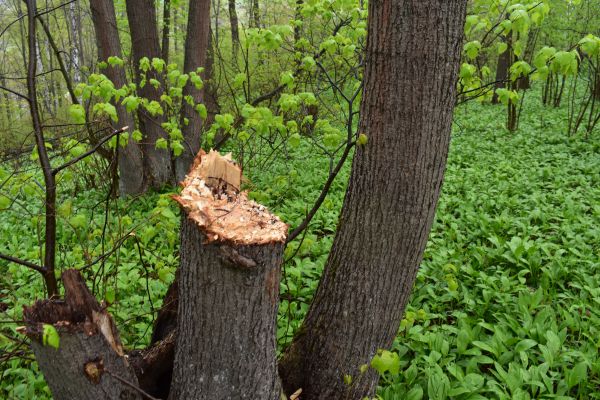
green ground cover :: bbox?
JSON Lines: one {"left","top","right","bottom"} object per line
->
{"left": 1, "top": 98, "right": 599, "bottom": 399}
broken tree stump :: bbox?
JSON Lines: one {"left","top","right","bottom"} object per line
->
{"left": 22, "top": 269, "right": 144, "bottom": 400}
{"left": 170, "top": 150, "right": 288, "bottom": 400}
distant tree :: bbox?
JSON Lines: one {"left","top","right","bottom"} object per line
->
{"left": 89, "top": 0, "right": 145, "bottom": 195}
{"left": 125, "top": 0, "right": 174, "bottom": 188}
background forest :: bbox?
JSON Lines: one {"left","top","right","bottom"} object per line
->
{"left": 0, "top": 0, "right": 599, "bottom": 399}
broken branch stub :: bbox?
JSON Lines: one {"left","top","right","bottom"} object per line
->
{"left": 173, "top": 149, "right": 288, "bottom": 245}
{"left": 22, "top": 270, "right": 142, "bottom": 400}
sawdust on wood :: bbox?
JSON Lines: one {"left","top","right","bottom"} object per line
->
{"left": 174, "top": 150, "right": 288, "bottom": 245}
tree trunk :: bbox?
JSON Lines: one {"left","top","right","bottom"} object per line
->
{"left": 161, "top": 0, "right": 171, "bottom": 65}
{"left": 90, "top": 0, "right": 146, "bottom": 196}
{"left": 23, "top": 270, "right": 142, "bottom": 400}
{"left": 250, "top": 0, "right": 260, "bottom": 28}
{"left": 125, "top": 0, "right": 174, "bottom": 189}
{"left": 170, "top": 151, "right": 288, "bottom": 399}
{"left": 278, "top": 1, "right": 468, "bottom": 399}
{"left": 492, "top": 36, "right": 511, "bottom": 104}
{"left": 228, "top": 0, "right": 240, "bottom": 61}
{"left": 175, "top": 0, "right": 212, "bottom": 182}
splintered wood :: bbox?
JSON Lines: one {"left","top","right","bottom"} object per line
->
{"left": 174, "top": 150, "right": 288, "bottom": 245}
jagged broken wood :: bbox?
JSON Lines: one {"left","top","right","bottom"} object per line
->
{"left": 22, "top": 269, "right": 144, "bottom": 400}
{"left": 170, "top": 150, "right": 288, "bottom": 400}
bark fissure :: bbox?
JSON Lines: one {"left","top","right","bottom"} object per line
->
{"left": 279, "top": 1, "right": 468, "bottom": 398}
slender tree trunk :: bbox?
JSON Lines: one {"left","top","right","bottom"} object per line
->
{"left": 170, "top": 151, "right": 288, "bottom": 399}
{"left": 161, "top": 0, "right": 171, "bottom": 65}
{"left": 25, "top": 0, "right": 59, "bottom": 297}
{"left": 65, "top": 2, "right": 82, "bottom": 83}
{"left": 1, "top": 78, "right": 11, "bottom": 126}
{"left": 90, "top": 0, "right": 146, "bottom": 196}
{"left": 175, "top": 0, "right": 212, "bottom": 181}
{"left": 279, "top": 1, "right": 468, "bottom": 398}
{"left": 492, "top": 36, "right": 511, "bottom": 104}
{"left": 228, "top": 0, "right": 240, "bottom": 61}
{"left": 250, "top": 0, "right": 260, "bottom": 28}
{"left": 125, "top": 0, "right": 174, "bottom": 188}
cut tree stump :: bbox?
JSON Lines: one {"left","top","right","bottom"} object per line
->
{"left": 22, "top": 269, "right": 144, "bottom": 400}
{"left": 169, "top": 150, "right": 288, "bottom": 400}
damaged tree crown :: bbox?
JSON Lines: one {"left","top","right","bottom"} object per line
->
{"left": 173, "top": 150, "right": 288, "bottom": 245}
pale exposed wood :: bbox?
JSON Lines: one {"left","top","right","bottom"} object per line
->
{"left": 173, "top": 150, "right": 288, "bottom": 245}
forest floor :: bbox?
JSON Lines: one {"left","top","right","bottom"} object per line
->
{"left": 1, "top": 97, "right": 599, "bottom": 399}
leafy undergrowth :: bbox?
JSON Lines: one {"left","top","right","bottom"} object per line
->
{"left": 1, "top": 99, "right": 599, "bottom": 399}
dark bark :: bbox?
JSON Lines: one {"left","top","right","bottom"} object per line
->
{"left": 170, "top": 151, "right": 288, "bottom": 399}
{"left": 169, "top": 218, "right": 284, "bottom": 400}
{"left": 279, "top": 1, "right": 468, "bottom": 399}
{"left": 175, "top": 0, "right": 212, "bottom": 181}
{"left": 23, "top": 270, "right": 141, "bottom": 400}
{"left": 161, "top": 0, "right": 171, "bottom": 65}
{"left": 24, "top": 0, "right": 58, "bottom": 297}
{"left": 90, "top": 0, "right": 146, "bottom": 196}
{"left": 250, "top": 0, "right": 260, "bottom": 28}
{"left": 1, "top": 78, "right": 11, "bottom": 125}
{"left": 492, "top": 37, "right": 511, "bottom": 104}
{"left": 125, "top": 0, "right": 174, "bottom": 189}
{"left": 228, "top": 0, "right": 240, "bottom": 61}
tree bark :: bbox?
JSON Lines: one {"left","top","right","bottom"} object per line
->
{"left": 492, "top": 36, "right": 511, "bottom": 104}
{"left": 175, "top": 0, "right": 212, "bottom": 182}
{"left": 90, "top": 0, "right": 146, "bottom": 196}
{"left": 228, "top": 0, "right": 240, "bottom": 61}
{"left": 278, "top": 1, "right": 468, "bottom": 399}
{"left": 170, "top": 151, "right": 288, "bottom": 399}
{"left": 161, "top": 0, "right": 171, "bottom": 65}
{"left": 23, "top": 270, "right": 142, "bottom": 400}
{"left": 125, "top": 0, "right": 174, "bottom": 189}
{"left": 250, "top": 0, "right": 260, "bottom": 28}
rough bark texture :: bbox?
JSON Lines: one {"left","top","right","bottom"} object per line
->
{"left": 30, "top": 333, "right": 141, "bottom": 400}
{"left": 161, "top": 0, "right": 171, "bottom": 65}
{"left": 492, "top": 36, "right": 511, "bottom": 104}
{"left": 175, "top": 0, "right": 212, "bottom": 182}
{"left": 24, "top": 270, "right": 141, "bottom": 400}
{"left": 278, "top": 1, "right": 468, "bottom": 399}
{"left": 228, "top": 0, "right": 240, "bottom": 60}
{"left": 170, "top": 151, "right": 287, "bottom": 399}
{"left": 170, "top": 218, "right": 284, "bottom": 400}
{"left": 125, "top": 0, "right": 174, "bottom": 188}
{"left": 90, "top": 0, "right": 146, "bottom": 196}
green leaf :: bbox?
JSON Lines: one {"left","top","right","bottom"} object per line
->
{"left": 464, "top": 41, "right": 481, "bottom": 60}
{"left": 42, "top": 324, "right": 59, "bottom": 349}
{"left": 498, "top": 42, "right": 508, "bottom": 55}
{"left": 357, "top": 133, "right": 368, "bottom": 146}
{"left": 151, "top": 57, "right": 165, "bottom": 72}
{"left": 288, "top": 133, "right": 301, "bottom": 148}
{"left": 406, "top": 385, "right": 424, "bottom": 400}
{"left": 107, "top": 56, "right": 124, "bottom": 67}
{"left": 370, "top": 350, "right": 400, "bottom": 375}
{"left": 171, "top": 140, "right": 184, "bottom": 156}
{"left": 132, "top": 130, "right": 143, "bottom": 142}
{"left": 567, "top": 361, "right": 587, "bottom": 388}
{"left": 69, "top": 214, "right": 87, "bottom": 229}
{"left": 0, "top": 195, "right": 10, "bottom": 210}
{"left": 155, "top": 138, "right": 168, "bottom": 150}
{"left": 68, "top": 104, "right": 86, "bottom": 124}
{"left": 195, "top": 104, "right": 207, "bottom": 120}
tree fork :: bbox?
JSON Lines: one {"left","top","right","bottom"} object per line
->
{"left": 169, "top": 151, "right": 288, "bottom": 399}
